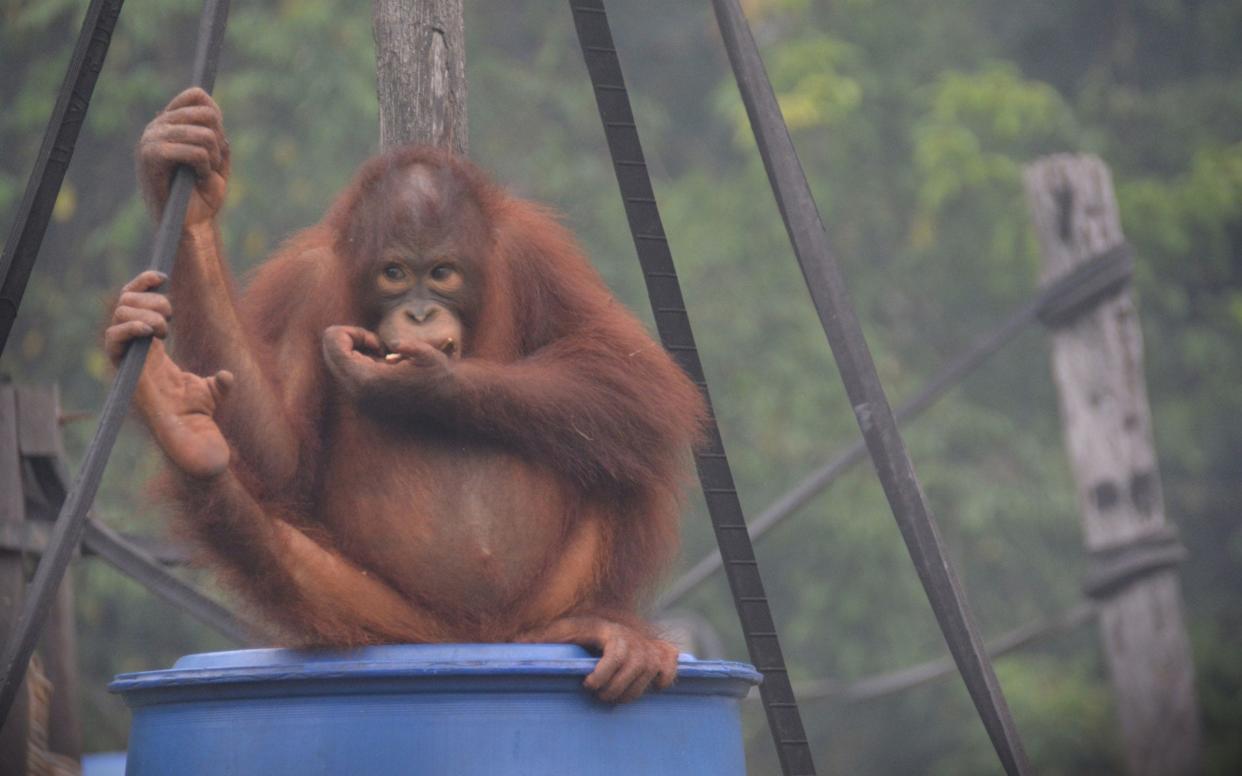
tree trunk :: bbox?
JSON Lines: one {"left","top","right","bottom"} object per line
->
{"left": 1024, "top": 154, "right": 1201, "bottom": 776}
{"left": 372, "top": 0, "right": 467, "bottom": 154}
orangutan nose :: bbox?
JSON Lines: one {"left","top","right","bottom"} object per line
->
{"left": 406, "top": 302, "right": 439, "bottom": 324}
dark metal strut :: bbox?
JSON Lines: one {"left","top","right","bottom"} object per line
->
{"left": 0, "top": 0, "right": 127, "bottom": 358}
{"left": 708, "top": 0, "right": 1031, "bottom": 773}
{"left": 569, "top": 3, "right": 817, "bottom": 774}
{"left": 0, "top": 0, "right": 233, "bottom": 724}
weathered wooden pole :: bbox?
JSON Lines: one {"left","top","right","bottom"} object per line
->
{"left": 0, "top": 385, "right": 30, "bottom": 776}
{"left": 0, "top": 385, "right": 82, "bottom": 775}
{"left": 372, "top": 0, "right": 467, "bottom": 153}
{"left": 16, "top": 387, "right": 82, "bottom": 769}
{"left": 1025, "top": 154, "right": 1201, "bottom": 776}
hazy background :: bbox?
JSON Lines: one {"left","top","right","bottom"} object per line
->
{"left": 2, "top": 0, "right": 1240, "bottom": 772}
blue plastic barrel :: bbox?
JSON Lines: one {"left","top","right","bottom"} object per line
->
{"left": 81, "top": 752, "right": 127, "bottom": 776}
{"left": 110, "top": 643, "right": 760, "bottom": 775}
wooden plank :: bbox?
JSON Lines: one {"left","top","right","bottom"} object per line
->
{"left": 18, "top": 386, "right": 81, "bottom": 760}
{"left": 0, "top": 385, "right": 29, "bottom": 775}
{"left": 37, "top": 565, "right": 80, "bottom": 762}
{"left": 1025, "top": 154, "right": 1202, "bottom": 775}
{"left": 14, "top": 385, "right": 61, "bottom": 459}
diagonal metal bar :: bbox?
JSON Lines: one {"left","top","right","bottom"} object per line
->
{"left": 24, "top": 455, "right": 262, "bottom": 645}
{"left": 657, "top": 244, "right": 1134, "bottom": 610}
{"left": 0, "top": 0, "right": 127, "bottom": 357}
{"left": 709, "top": 1, "right": 1031, "bottom": 772}
{"left": 569, "top": 3, "right": 817, "bottom": 774}
{"left": 0, "top": 0, "right": 232, "bottom": 724}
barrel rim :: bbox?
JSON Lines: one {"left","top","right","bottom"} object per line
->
{"left": 108, "top": 643, "right": 762, "bottom": 693}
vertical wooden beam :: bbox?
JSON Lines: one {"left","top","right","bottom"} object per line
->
{"left": 372, "top": 0, "right": 468, "bottom": 153}
{"left": 0, "top": 385, "right": 29, "bottom": 775}
{"left": 1025, "top": 154, "right": 1202, "bottom": 776}
{"left": 16, "top": 386, "right": 81, "bottom": 763}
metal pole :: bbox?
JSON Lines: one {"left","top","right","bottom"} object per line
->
{"left": 570, "top": 2, "right": 817, "bottom": 773}
{"left": 708, "top": 1, "right": 1030, "bottom": 772}
{"left": 0, "top": 0, "right": 232, "bottom": 724}
{"left": 0, "top": 0, "right": 127, "bottom": 357}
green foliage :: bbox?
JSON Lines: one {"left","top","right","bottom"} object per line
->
{"left": 2, "top": 0, "right": 1239, "bottom": 771}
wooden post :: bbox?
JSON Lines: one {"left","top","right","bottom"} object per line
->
{"left": 16, "top": 386, "right": 81, "bottom": 765}
{"left": 0, "top": 385, "right": 84, "bottom": 775}
{"left": 1025, "top": 154, "right": 1201, "bottom": 776}
{"left": 0, "top": 384, "right": 29, "bottom": 776}
{"left": 372, "top": 0, "right": 467, "bottom": 153}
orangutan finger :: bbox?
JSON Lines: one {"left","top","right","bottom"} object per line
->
{"left": 163, "top": 87, "right": 218, "bottom": 114}
{"left": 145, "top": 123, "right": 223, "bottom": 168}
{"left": 603, "top": 659, "right": 651, "bottom": 703}
{"left": 616, "top": 666, "right": 658, "bottom": 704}
{"left": 118, "top": 290, "right": 172, "bottom": 320}
{"left": 208, "top": 370, "right": 234, "bottom": 404}
{"left": 121, "top": 271, "right": 169, "bottom": 294}
{"left": 584, "top": 639, "right": 628, "bottom": 693}
{"left": 149, "top": 143, "right": 213, "bottom": 179}
{"left": 653, "top": 659, "right": 678, "bottom": 690}
{"left": 105, "top": 321, "right": 154, "bottom": 364}
{"left": 158, "top": 104, "right": 225, "bottom": 136}
{"left": 112, "top": 306, "right": 169, "bottom": 339}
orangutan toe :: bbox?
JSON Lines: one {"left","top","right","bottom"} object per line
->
{"left": 587, "top": 627, "right": 680, "bottom": 704}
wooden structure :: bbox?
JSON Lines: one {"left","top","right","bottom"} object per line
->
{"left": 0, "top": 385, "right": 81, "bottom": 775}
{"left": 1025, "top": 154, "right": 1201, "bottom": 775}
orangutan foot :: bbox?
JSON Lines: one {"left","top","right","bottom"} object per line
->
{"left": 517, "top": 614, "right": 679, "bottom": 703}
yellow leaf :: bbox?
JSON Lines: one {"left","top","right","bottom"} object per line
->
{"left": 53, "top": 182, "right": 77, "bottom": 222}
{"left": 21, "top": 328, "right": 44, "bottom": 359}
{"left": 86, "top": 350, "right": 108, "bottom": 382}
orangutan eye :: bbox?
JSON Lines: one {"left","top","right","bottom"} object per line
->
{"left": 382, "top": 264, "right": 406, "bottom": 281}
{"left": 429, "top": 264, "right": 455, "bottom": 282}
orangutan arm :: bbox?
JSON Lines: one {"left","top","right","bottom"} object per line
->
{"left": 323, "top": 324, "right": 704, "bottom": 488}
{"left": 138, "top": 86, "right": 303, "bottom": 489}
